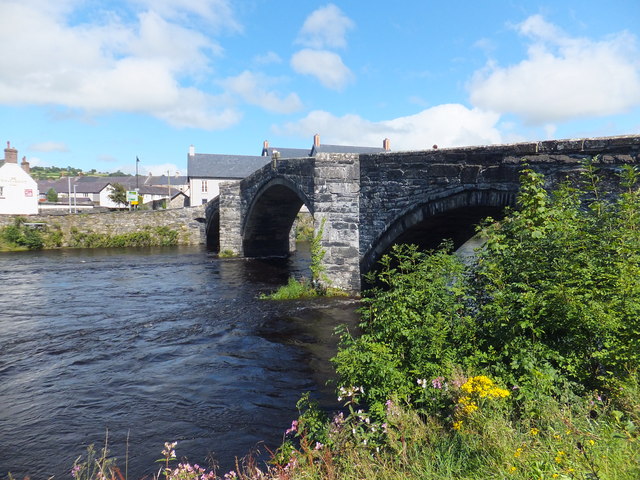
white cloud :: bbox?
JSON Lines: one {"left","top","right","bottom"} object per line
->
{"left": 254, "top": 51, "right": 283, "bottom": 65}
{"left": 290, "top": 49, "right": 354, "bottom": 91}
{"left": 135, "top": 0, "right": 241, "bottom": 32}
{"left": 276, "top": 104, "right": 502, "bottom": 151}
{"left": 469, "top": 15, "right": 640, "bottom": 125}
{"left": 0, "top": 0, "right": 241, "bottom": 130}
{"left": 129, "top": 163, "right": 181, "bottom": 176}
{"left": 222, "top": 71, "right": 303, "bottom": 114}
{"left": 296, "top": 4, "right": 354, "bottom": 49}
{"left": 28, "top": 142, "right": 69, "bottom": 153}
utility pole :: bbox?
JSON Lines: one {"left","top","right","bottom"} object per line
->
{"left": 136, "top": 156, "right": 140, "bottom": 210}
{"left": 167, "top": 170, "right": 171, "bottom": 209}
{"left": 68, "top": 176, "right": 72, "bottom": 213}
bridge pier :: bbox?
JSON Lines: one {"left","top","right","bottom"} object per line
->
{"left": 219, "top": 181, "right": 243, "bottom": 255}
{"left": 313, "top": 153, "right": 361, "bottom": 292}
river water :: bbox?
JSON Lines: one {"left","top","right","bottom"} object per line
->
{"left": 0, "top": 245, "right": 360, "bottom": 479}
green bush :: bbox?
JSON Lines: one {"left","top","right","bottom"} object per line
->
{"left": 474, "top": 164, "right": 640, "bottom": 392}
{"left": 333, "top": 161, "right": 640, "bottom": 418}
{"left": 69, "top": 226, "right": 180, "bottom": 248}
{"left": 1, "top": 218, "right": 44, "bottom": 250}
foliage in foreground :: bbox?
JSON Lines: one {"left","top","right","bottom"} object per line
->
{"left": 335, "top": 162, "right": 640, "bottom": 416}
{"left": 55, "top": 376, "right": 639, "bottom": 480}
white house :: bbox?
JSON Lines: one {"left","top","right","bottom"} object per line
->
{"left": 187, "top": 145, "right": 271, "bottom": 206}
{"left": 0, "top": 142, "right": 39, "bottom": 215}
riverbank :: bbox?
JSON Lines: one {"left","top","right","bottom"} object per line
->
{"left": 0, "top": 207, "right": 205, "bottom": 250}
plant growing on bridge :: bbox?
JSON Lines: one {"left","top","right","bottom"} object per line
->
{"left": 309, "top": 217, "right": 327, "bottom": 287}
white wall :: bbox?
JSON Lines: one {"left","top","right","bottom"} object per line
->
{"left": 0, "top": 163, "right": 39, "bottom": 215}
{"left": 190, "top": 178, "right": 226, "bottom": 205}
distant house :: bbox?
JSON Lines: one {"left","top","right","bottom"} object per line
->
{"left": 0, "top": 142, "right": 39, "bottom": 215}
{"left": 188, "top": 135, "right": 391, "bottom": 205}
{"left": 187, "top": 146, "right": 272, "bottom": 205}
{"left": 39, "top": 175, "right": 187, "bottom": 210}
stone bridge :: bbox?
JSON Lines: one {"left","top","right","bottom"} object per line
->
{"left": 206, "top": 135, "right": 640, "bottom": 292}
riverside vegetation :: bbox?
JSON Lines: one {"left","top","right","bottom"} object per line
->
{"left": 7, "top": 160, "right": 640, "bottom": 479}
{"left": 0, "top": 217, "right": 180, "bottom": 251}
{"left": 261, "top": 217, "right": 346, "bottom": 299}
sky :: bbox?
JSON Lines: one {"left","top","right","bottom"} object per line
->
{"left": 0, "top": 0, "right": 639, "bottom": 176}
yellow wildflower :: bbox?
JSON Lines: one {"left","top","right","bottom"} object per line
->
{"left": 530, "top": 427, "right": 540, "bottom": 436}
{"left": 453, "top": 420, "right": 463, "bottom": 430}
{"left": 509, "top": 466, "right": 517, "bottom": 473}
{"left": 514, "top": 447, "right": 523, "bottom": 458}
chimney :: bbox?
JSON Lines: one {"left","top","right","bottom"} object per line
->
{"left": 4, "top": 141, "right": 18, "bottom": 164}
{"left": 21, "top": 156, "right": 30, "bottom": 174}
{"left": 313, "top": 133, "right": 320, "bottom": 147}
{"left": 383, "top": 138, "right": 390, "bottom": 151}
{"left": 188, "top": 144, "right": 195, "bottom": 156}
{"left": 262, "top": 140, "right": 270, "bottom": 156}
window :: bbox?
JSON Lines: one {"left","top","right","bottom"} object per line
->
{"left": 202, "top": 181, "right": 208, "bottom": 193}
{"left": 0, "top": 186, "right": 3, "bottom": 198}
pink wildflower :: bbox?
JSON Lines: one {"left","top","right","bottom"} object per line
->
{"left": 285, "top": 419, "right": 298, "bottom": 435}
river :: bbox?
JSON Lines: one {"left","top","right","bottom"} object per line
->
{"left": 0, "top": 245, "right": 360, "bottom": 479}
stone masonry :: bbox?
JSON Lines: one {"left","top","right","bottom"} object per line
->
{"left": 210, "top": 135, "right": 640, "bottom": 292}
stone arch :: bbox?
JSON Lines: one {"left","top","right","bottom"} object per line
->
{"left": 242, "top": 177, "right": 313, "bottom": 257}
{"left": 360, "top": 188, "right": 517, "bottom": 275}
{"left": 203, "top": 197, "right": 220, "bottom": 251}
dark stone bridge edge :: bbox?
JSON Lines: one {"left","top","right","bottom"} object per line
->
{"left": 208, "top": 135, "right": 640, "bottom": 293}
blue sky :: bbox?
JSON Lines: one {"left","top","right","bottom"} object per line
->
{"left": 1, "top": 0, "right": 639, "bottom": 175}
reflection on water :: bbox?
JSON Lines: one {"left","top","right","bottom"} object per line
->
{"left": 0, "top": 246, "right": 359, "bottom": 479}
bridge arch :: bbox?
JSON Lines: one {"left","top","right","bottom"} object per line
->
{"left": 203, "top": 197, "right": 220, "bottom": 251}
{"left": 242, "top": 177, "right": 313, "bottom": 257}
{"left": 361, "top": 188, "right": 517, "bottom": 275}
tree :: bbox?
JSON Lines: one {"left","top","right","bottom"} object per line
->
{"left": 46, "top": 187, "right": 58, "bottom": 202}
{"left": 108, "top": 183, "right": 128, "bottom": 207}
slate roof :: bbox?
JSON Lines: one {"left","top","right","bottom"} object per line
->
{"left": 145, "top": 175, "right": 188, "bottom": 186}
{"left": 188, "top": 153, "right": 271, "bottom": 179}
{"left": 310, "top": 144, "right": 386, "bottom": 155}
{"left": 189, "top": 138, "right": 389, "bottom": 179}
{"left": 262, "top": 146, "right": 311, "bottom": 158}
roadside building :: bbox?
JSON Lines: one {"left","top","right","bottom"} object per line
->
{"left": 0, "top": 142, "right": 39, "bottom": 215}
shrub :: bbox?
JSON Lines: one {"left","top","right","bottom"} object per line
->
{"left": 333, "top": 161, "right": 640, "bottom": 417}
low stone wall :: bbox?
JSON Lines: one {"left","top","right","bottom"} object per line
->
{"left": 0, "top": 206, "right": 207, "bottom": 247}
